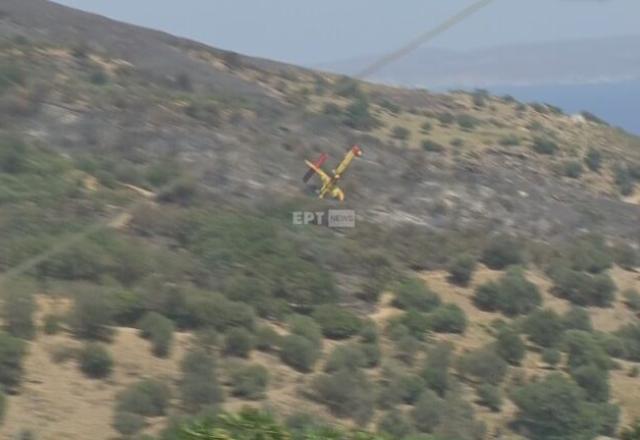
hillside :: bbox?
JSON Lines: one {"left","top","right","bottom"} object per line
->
{"left": 0, "top": 1, "right": 640, "bottom": 440}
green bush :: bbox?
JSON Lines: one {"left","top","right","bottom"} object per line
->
{"left": 562, "top": 307, "right": 593, "bottom": 332}
{"left": 411, "top": 389, "right": 443, "bottom": 433}
{"left": 287, "top": 315, "right": 323, "bottom": 349}
{"left": 180, "top": 349, "right": 224, "bottom": 412}
{"left": 563, "top": 330, "right": 611, "bottom": 372}
{"left": 481, "top": 234, "right": 524, "bottom": 269}
{"left": 474, "top": 268, "right": 541, "bottom": 316}
{"left": 524, "top": 309, "right": 564, "bottom": 348}
{"left": 613, "top": 243, "right": 639, "bottom": 270}
{"left": 571, "top": 364, "right": 609, "bottom": 402}
{"left": 324, "top": 344, "right": 366, "bottom": 373}
{"left": 116, "top": 378, "right": 171, "bottom": 416}
{"left": 436, "top": 112, "right": 455, "bottom": 126}
{"left": 78, "top": 342, "right": 113, "bottom": 379}
{"left": 422, "top": 342, "right": 453, "bottom": 396}
{"left": 223, "top": 328, "right": 254, "bottom": 358}
{"left": 584, "top": 148, "right": 603, "bottom": 172}
{"left": 394, "top": 373, "right": 426, "bottom": 405}
{"left": 138, "top": 312, "right": 175, "bottom": 358}
{"left": 3, "top": 290, "right": 36, "bottom": 340}
{"left": 0, "top": 136, "right": 28, "bottom": 174}
{"left": 563, "top": 160, "right": 584, "bottom": 179}
{"left": 564, "top": 234, "right": 613, "bottom": 274}
{"left": 312, "top": 305, "right": 362, "bottom": 340}
{"left": 616, "top": 323, "right": 640, "bottom": 361}
{"left": 344, "top": 97, "right": 378, "bottom": 131}
{"left": 541, "top": 347, "right": 561, "bottom": 367}
{"left": 552, "top": 269, "right": 616, "bottom": 307}
{"left": 495, "top": 326, "right": 526, "bottom": 365}
{"left": 279, "top": 334, "right": 320, "bottom": 373}
{"left": 623, "top": 289, "right": 640, "bottom": 311}
{"left": 428, "top": 304, "right": 467, "bottom": 334}
{"left": 457, "top": 114, "right": 479, "bottom": 130}
{"left": 113, "top": 411, "right": 146, "bottom": 437}
{"left": 614, "top": 163, "right": 635, "bottom": 196}
{"left": 421, "top": 121, "right": 433, "bottom": 133}
{"left": 378, "top": 409, "right": 413, "bottom": 439}
{"left": 394, "top": 334, "right": 421, "bottom": 365}
{"left": 476, "top": 384, "right": 502, "bottom": 412}
{"left": 447, "top": 255, "right": 477, "bottom": 286}
{"left": 393, "top": 278, "right": 441, "bottom": 312}
{"left": 531, "top": 137, "right": 558, "bottom": 155}
{"left": 512, "top": 373, "right": 612, "bottom": 440}
{"left": 255, "top": 325, "right": 280, "bottom": 352}
{"left": 392, "top": 126, "right": 411, "bottom": 141}
{"left": 42, "top": 314, "right": 62, "bottom": 335}
{"left": 421, "top": 139, "right": 445, "bottom": 153}
{"left": 457, "top": 346, "right": 508, "bottom": 385}
{"left": 230, "top": 364, "right": 269, "bottom": 400}
{"left": 395, "top": 310, "right": 431, "bottom": 340}
{"left": 499, "top": 134, "right": 520, "bottom": 146}
{"left": 311, "top": 369, "right": 375, "bottom": 425}
{"left": 70, "top": 289, "right": 114, "bottom": 340}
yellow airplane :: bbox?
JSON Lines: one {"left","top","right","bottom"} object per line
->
{"left": 303, "top": 145, "right": 363, "bottom": 201}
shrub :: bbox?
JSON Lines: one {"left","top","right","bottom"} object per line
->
{"left": 422, "top": 342, "right": 453, "bottom": 396}
{"left": 474, "top": 268, "right": 541, "bottom": 317}
{"left": 613, "top": 243, "right": 639, "bottom": 270}
{"left": 78, "top": 343, "right": 113, "bottom": 379}
{"left": 378, "top": 409, "right": 413, "bottom": 439}
{"left": 279, "top": 335, "right": 320, "bottom": 373}
{"left": 230, "top": 364, "right": 269, "bottom": 399}
{"left": 421, "top": 121, "right": 433, "bottom": 133}
{"left": 623, "top": 289, "right": 640, "bottom": 311}
{"left": 311, "top": 369, "right": 375, "bottom": 425}
{"left": 412, "top": 390, "right": 443, "bottom": 433}
{"left": 70, "top": 289, "right": 114, "bottom": 340}
{"left": 512, "top": 373, "right": 609, "bottom": 440}
{"left": 437, "top": 112, "right": 455, "bottom": 126}
{"left": 393, "top": 278, "right": 441, "bottom": 312}
{"left": 223, "top": 328, "right": 254, "bottom": 358}
{"left": 312, "top": 305, "right": 362, "bottom": 340}
{"left": 113, "top": 411, "right": 145, "bottom": 437}
{"left": 563, "top": 160, "right": 583, "bottom": 179}
{"left": 531, "top": 137, "right": 558, "bottom": 155}
{"left": 542, "top": 347, "right": 561, "bottom": 367}
{"left": 324, "top": 344, "right": 366, "bottom": 373}
{"left": 571, "top": 364, "right": 609, "bottom": 402}
{"left": 42, "top": 314, "right": 62, "bottom": 335}
{"left": 481, "top": 234, "right": 523, "bottom": 270}
{"left": 562, "top": 307, "right": 593, "bottom": 332}
{"left": 585, "top": 148, "right": 603, "bottom": 172}
{"left": 422, "top": 139, "right": 445, "bottom": 153}
{"left": 524, "top": 309, "right": 564, "bottom": 348}
{"left": 476, "top": 384, "right": 502, "bottom": 412}
{"left": 457, "top": 114, "right": 479, "bottom": 130}
{"left": 499, "top": 134, "right": 520, "bottom": 146}
{"left": 614, "top": 163, "right": 635, "bottom": 196}
{"left": 447, "top": 255, "right": 477, "bottom": 286}
{"left": 457, "top": 346, "right": 508, "bottom": 385}
{"left": 563, "top": 330, "right": 611, "bottom": 372}
{"left": 392, "top": 126, "right": 411, "bottom": 141}
{"left": 552, "top": 269, "right": 616, "bottom": 307}
{"left": 287, "top": 315, "right": 323, "bottom": 349}
{"left": 180, "top": 349, "right": 224, "bottom": 412}
{"left": 428, "top": 304, "right": 467, "bottom": 334}
{"left": 396, "top": 310, "right": 431, "bottom": 340}
{"left": 255, "top": 325, "right": 280, "bottom": 352}
{"left": 395, "top": 334, "right": 421, "bottom": 365}
{"left": 565, "top": 234, "right": 613, "bottom": 274}
{"left": 344, "top": 97, "right": 377, "bottom": 131}
{"left": 138, "top": 312, "right": 175, "bottom": 358}
{"left": 394, "top": 373, "right": 426, "bottom": 405}
{"left": 116, "top": 379, "right": 171, "bottom": 416}
{"left": 629, "top": 366, "right": 640, "bottom": 378}
{"left": 616, "top": 323, "right": 640, "bottom": 361}
{"left": 3, "top": 290, "right": 36, "bottom": 340}
{"left": 495, "top": 326, "right": 526, "bottom": 365}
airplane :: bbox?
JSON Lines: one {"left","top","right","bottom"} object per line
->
{"left": 303, "top": 145, "right": 363, "bottom": 201}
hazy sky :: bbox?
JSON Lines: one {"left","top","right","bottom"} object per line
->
{"left": 53, "top": 0, "right": 640, "bottom": 66}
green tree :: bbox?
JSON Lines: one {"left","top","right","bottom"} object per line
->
{"left": 3, "top": 290, "right": 36, "bottom": 340}
{"left": 393, "top": 278, "right": 441, "bottom": 312}
{"left": 116, "top": 378, "right": 171, "bottom": 416}
{"left": 571, "top": 364, "right": 609, "bottom": 402}
{"left": 230, "top": 364, "right": 269, "bottom": 400}
{"left": 495, "top": 326, "right": 526, "bottom": 365}
{"left": 311, "top": 369, "right": 375, "bottom": 425}
{"left": 428, "top": 304, "right": 467, "bottom": 334}
{"left": 138, "top": 312, "right": 175, "bottom": 358}
{"left": 412, "top": 389, "right": 443, "bottom": 433}
{"left": 476, "top": 384, "right": 502, "bottom": 412}
{"left": 532, "top": 137, "right": 558, "bottom": 155}
{"left": 457, "top": 346, "right": 508, "bottom": 385}
{"left": 70, "top": 289, "right": 114, "bottom": 340}
{"left": 312, "top": 305, "right": 362, "bottom": 340}
{"left": 482, "top": 234, "right": 524, "bottom": 270}
{"left": 78, "top": 342, "right": 113, "bottom": 379}
{"left": 223, "top": 328, "right": 254, "bottom": 358}
{"left": 447, "top": 254, "right": 477, "bottom": 286}
{"left": 512, "top": 373, "right": 606, "bottom": 440}
{"left": 524, "top": 309, "right": 565, "bottom": 348}
{"left": 0, "top": 332, "right": 26, "bottom": 390}
{"left": 584, "top": 148, "right": 603, "bottom": 172}
{"left": 422, "top": 342, "right": 453, "bottom": 396}
{"left": 180, "top": 349, "right": 224, "bottom": 412}
{"left": 113, "top": 411, "right": 145, "bottom": 437}
{"left": 279, "top": 334, "right": 321, "bottom": 373}
{"left": 378, "top": 409, "right": 413, "bottom": 439}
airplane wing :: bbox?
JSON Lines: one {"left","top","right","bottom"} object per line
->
{"left": 304, "top": 160, "right": 332, "bottom": 186}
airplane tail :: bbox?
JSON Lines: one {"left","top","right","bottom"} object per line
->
{"left": 303, "top": 153, "right": 328, "bottom": 183}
